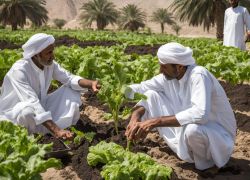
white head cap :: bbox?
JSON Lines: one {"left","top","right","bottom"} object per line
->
{"left": 22, "top": 33, "right": 55, "bottom": 59}
{"left": 157, "top": 42, "right": 195, "bottom": 66}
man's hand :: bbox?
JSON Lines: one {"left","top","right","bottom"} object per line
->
{"left": 125, "top": 106, "right": 148, "bottom": 140}
{"left": 54, "top": 129, "right": 74, "bottom": 140}
{"left": 91, "top": 80, "right": 101, "bottom": 93}
{"left": 42, "top": 120, "right": 73, "bottom": 140}
{"left": 126, "top": 120, "right": 155, "bottom": 140}
{"left": 78, "top": 79, "right": 101, "bottom": 93}
{"left": 125, "top": 117, "right": 139, "bottom": 139}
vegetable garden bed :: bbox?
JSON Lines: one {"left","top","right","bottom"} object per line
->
{"left": 40, "top": 81, "right": 250, "bottom": 180}
{"left": 0, "top": 29, "right": 249, "bottom": 179}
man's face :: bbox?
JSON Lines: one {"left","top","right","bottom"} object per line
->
{"left": 229, "top": 0, "right": 239, "bottom": 8}
{"left": 159, "top": 63, "right": 180, "bottom": 80}
{"left": 35, "top": 44, "right": 55, "bottom": 67}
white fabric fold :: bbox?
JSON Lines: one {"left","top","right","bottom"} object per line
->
{"left": 22, "top": 33, "right": 55, "bottom": 59}
{"left": 157, "top": 42, "right": 195, "bottom": 65}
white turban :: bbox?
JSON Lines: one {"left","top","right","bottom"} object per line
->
{"left": 157, "top": 42, "right": 195, "bottom": 65}
{"left": 22, "top": 33, "right": 55, "bottom": 59}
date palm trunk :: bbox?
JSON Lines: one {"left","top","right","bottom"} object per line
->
{"left": 161, "top": 23, "right": 164, "bottom": 33}
{"left": 215, "top": 0, "right": 227, "bottom": 40}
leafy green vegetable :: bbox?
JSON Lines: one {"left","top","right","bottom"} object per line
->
{"left": 0, "top": 120, "right": 61, "bottom": 180}
{"left": 70, "top": 127, "right": 96, "bottom": 145}
{"left": 87, "top": 141, "right": 172, "bottom": 180}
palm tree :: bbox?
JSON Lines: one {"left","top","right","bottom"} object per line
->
{"left": 81, "top": 0, "right": 118, "bottom": 30}
{"left": 0, "top": 0, "right": 48, "bottom": 30}
{"left": 151, "top": 8, "right": 175, "bottom": 33}
{"left": 169, "top": 0, "right": 250, "bottom": 40}
{"left": 118, "top": 4, "right": 146, "bottom": 31}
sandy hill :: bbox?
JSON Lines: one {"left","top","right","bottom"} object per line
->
{"left": 45, "top": 0, "right": 216, "bottom": 38}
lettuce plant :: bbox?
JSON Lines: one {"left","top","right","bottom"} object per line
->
{"left": 87, "top": 141, "right": 172, "bottom": 180}
{"left": 0, "top": 121, "right": 61, "bottom": 180}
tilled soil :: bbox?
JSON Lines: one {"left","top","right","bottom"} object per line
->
{"left": 0, "top": 35, "right": 120, "bottom": 50}
{"left": 55, "top": 35, "right": 120, "bottom": 48}
{"left": 0, "top": 40, "right": 21, "bottom": 50}
{"left": 38, "top": 134, "right": 68, "bottom": 151}
{"left": 124, "top": 44, "right": 162, "bottom": 56}
{"left": 41, "top": 81, "right": 250, "bottom": 180}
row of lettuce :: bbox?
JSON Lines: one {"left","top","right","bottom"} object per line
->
{"left": 0, "top": 29, "right": 216, "bottom": 45}
{"left": 1, "top": 44, "right": 249, "bottom": 84}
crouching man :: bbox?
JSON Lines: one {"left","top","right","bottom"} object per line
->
{"left": 125, "top": 42, "right": 236, "bottom": 171}
{"left": 0, "top": 33, "right": 100, "bottom": 140}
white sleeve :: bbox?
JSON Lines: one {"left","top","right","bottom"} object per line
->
{"left": 10, "top": 69, "right": 52, "bottom": 125}
{"left": 175, "top": 73, "right": 212, "bottom": 125}
{"left": 127, "top": 74, "right": 165, "bottom": 99}
{"left": 52, "top": 61, "right": 86, "bottom": 91}
{"left": 244, "top": 8, "right": 250, "bottom": 31}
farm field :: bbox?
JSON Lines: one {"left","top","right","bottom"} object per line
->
{"left": 0, "top": 29, "right": 249, "bottom": 180}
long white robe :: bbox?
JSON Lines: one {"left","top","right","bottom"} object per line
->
{"left": 223, "top": 6, "right": 250, "bottom": 50}
{"left": 0, "top": 58, "right": 86, "bottom": 134}
{"left": 127, "top": 65, "right": 236, "bottom": 170}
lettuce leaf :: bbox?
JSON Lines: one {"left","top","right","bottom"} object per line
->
{"left": 0, "top": 120, "right": 61, "bottom": 180}
{"left": 87, "top": 141, "right": 172, "bottom": 180}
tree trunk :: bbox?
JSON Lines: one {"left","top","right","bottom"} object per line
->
{"left": 12, "top": 23, "right": 18, "bottom": 31}
{"left": 97, "top": 18, "right": 105, "bottom": 30}
{"left": 215, "top": 0, "right": 227, "bottom": 40}
{"left": 161, "top": 23, "right": 164, "bottom": 33}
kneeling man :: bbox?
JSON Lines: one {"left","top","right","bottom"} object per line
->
{"left": 125, "top": 42, "right": 236, "bottom": 170}
{"left": 0, "top": 33, "right": 100, "bottom": 140}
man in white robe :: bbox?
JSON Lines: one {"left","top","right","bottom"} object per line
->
{"left": 223, "top": 0, "right": 250, "bottom": 50}
{"left": 125, "top": 42, "right": 236, "bottom": 171}
{"left": 0, "top": 33, "right": 100, "bottom": 140}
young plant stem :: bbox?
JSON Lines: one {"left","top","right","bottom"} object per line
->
{"left": 113, "top": 109, "right": 119, "bottom": 135}
{"left": 126, "top": 140, "right": 132, "bottom": 151}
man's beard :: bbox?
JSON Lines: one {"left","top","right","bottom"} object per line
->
{"left": 37, "top": 56, "right": 53, "bottom": 67}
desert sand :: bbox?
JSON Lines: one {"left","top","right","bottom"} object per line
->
{"left": 45, "top": 0, "right": 216, "bottom": 38}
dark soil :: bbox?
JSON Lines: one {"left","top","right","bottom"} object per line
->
{"left": 220, "top": 81, "right": 250, "bottom": 112}
{"left": 0, "top": 40, "right": 21, "bottom": 49}
{"left": 124, "top": 44, "right": 162, "bottom": 56}
{"left": 55, "top": 35, "right": 120, "bottom": 48}
{"left": 0, "top": 35, "right": 120, "bottom": 50}
{"left": 38, "top": 134, "right": 68, "bottom": 151}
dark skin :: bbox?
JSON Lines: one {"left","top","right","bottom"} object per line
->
{"left": 125, "top": 63, "right": 187, "bottom": 141}
{"left": 229, "top": 0, "right": 239, "bottom": 8}
{"left": 228, "top": 0, "right": 250, "bottom": 41}
{"left": 32, "top": 43, "right": 101, "bottom": 140}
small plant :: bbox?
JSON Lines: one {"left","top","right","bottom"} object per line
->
{"left": 53, "top": 19, "right": 66, "bottom": 29}
{"left": 65, "top": 127, "right": 96, "bottom": 146}
{"left": 172, "top": 23, "right": 181, "bottom": 36}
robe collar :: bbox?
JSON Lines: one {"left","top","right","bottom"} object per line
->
{"left": 29, "top": 58, "right": 43, "bottom": 73}
{"left": 178, "top": 64, "right": 195, "bottom": 84}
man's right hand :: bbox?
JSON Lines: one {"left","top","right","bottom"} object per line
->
{"left": 125, "top": 118, "right": 139, "bottom": 139}
{"left": 54, "top": 129, "right": 74, "bottom": 140}
{"left": 42, "top": 120, "right": 73, "bottom": 140}
{"left": 125, "top": 106, "right": 146, "bottom": 140}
